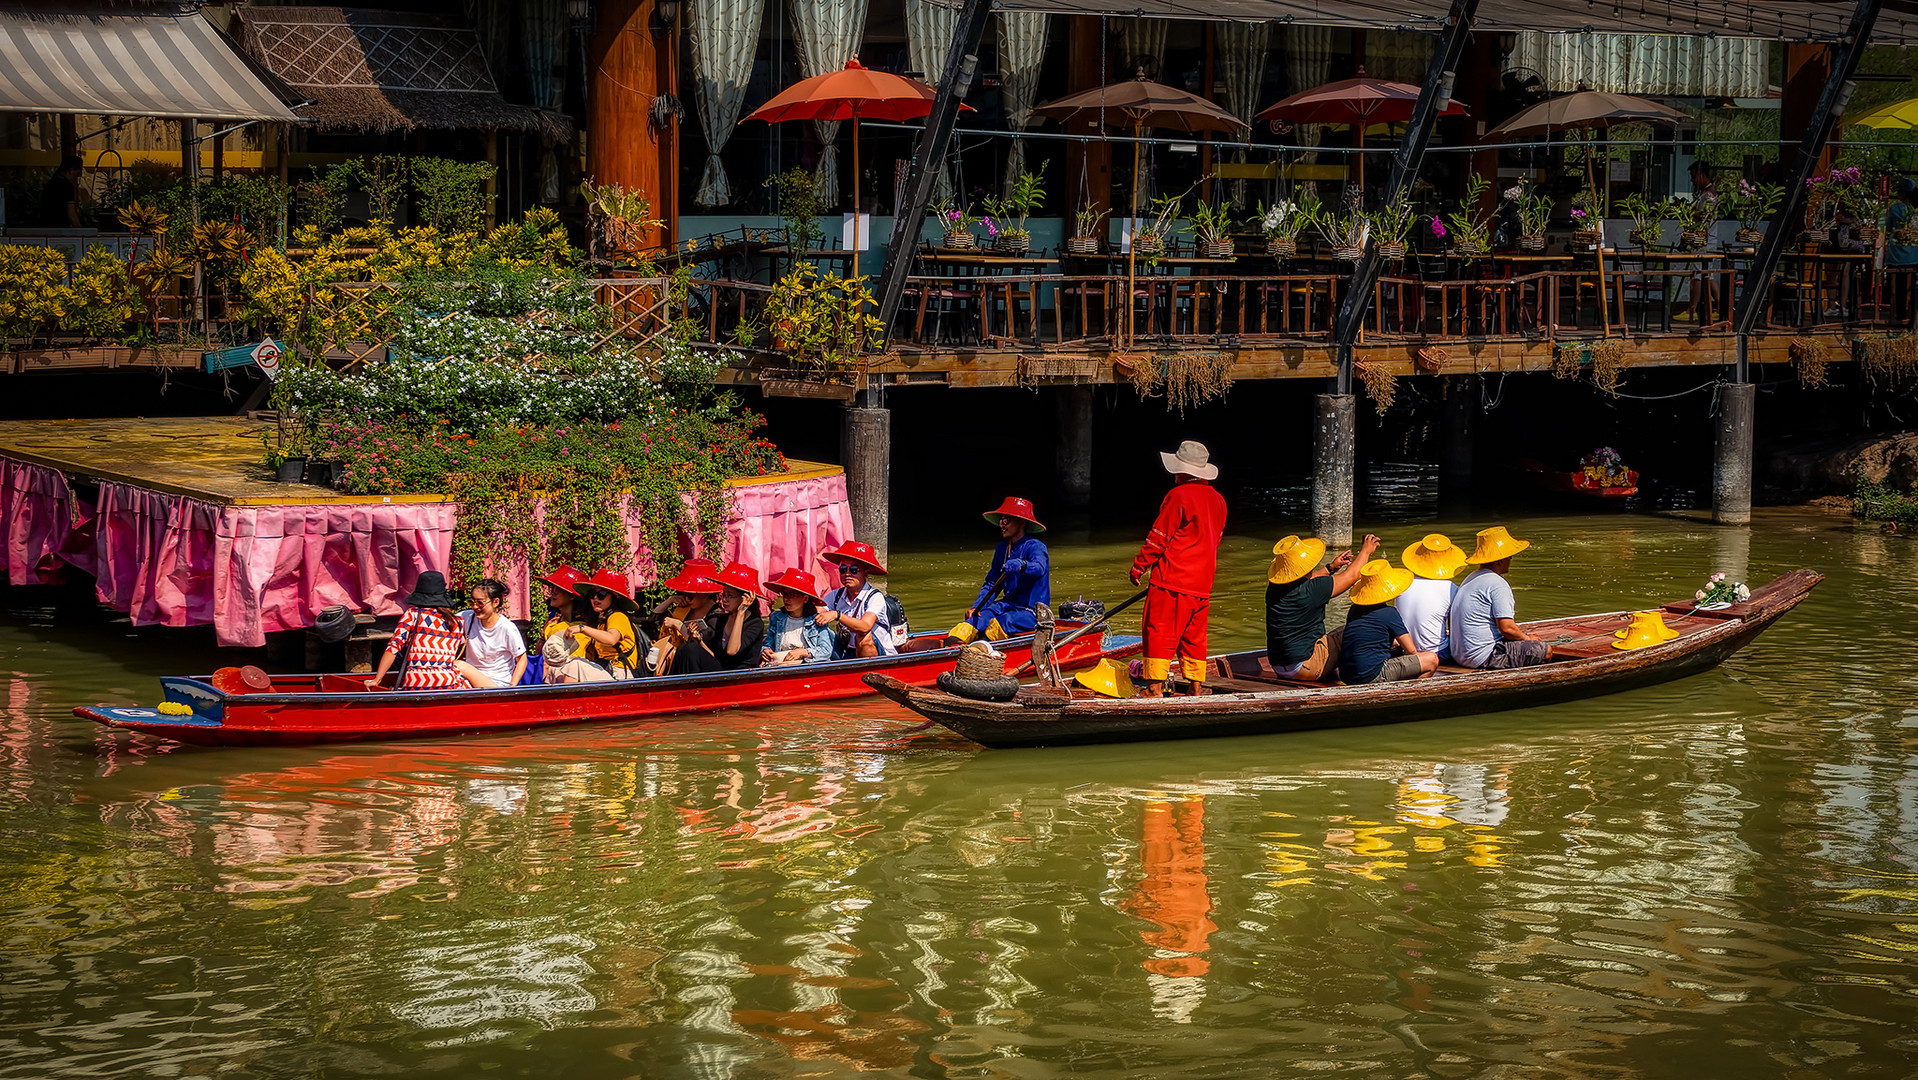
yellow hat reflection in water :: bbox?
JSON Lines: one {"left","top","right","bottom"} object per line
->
{"left": 1612, "top": 610, "right": 1682, "bottom": 650}
{"left": 1073, "top": 658, "right": 1137, "bottom": 698}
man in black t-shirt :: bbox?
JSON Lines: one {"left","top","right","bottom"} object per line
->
{"left": 1264, "top": 532, "right": 1378, "bottom": 681}
{"left": 41, "top": 156, "right": 83, "bottom": 228}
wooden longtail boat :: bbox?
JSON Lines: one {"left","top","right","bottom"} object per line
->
{"left": 75, "top": 625, "right": 1141, "bottom": 747}
{"left": 863, "top": 570, "right": 1820, "bottom": 749}
{"left": 1519, "top": 459, "right": 1639, "bottom": 499}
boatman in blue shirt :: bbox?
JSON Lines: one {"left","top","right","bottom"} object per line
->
{"left": 947, "top": 496, "right": 1051, "bottom": 644}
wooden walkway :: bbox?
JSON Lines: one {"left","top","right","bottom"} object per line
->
{"left": 0, "top": 417, "right": 840, "bottom": 506}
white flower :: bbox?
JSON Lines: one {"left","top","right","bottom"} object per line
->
{"left": 1503, "top": 185, "right": 1523, "bottom": 201}
{"left": 1695, "top": 590, "right": 1707, "bottom": 600}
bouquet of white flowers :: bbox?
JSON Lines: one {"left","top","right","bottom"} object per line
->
{"left": 1694, "top": 572, "right": 1752, "bottom": 608}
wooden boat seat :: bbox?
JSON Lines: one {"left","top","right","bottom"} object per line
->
{"left": 897, "top": 636, "right": 951, "bottom": 655}
{"left": 318, "top": 673, "right": 368, "bottom": 693}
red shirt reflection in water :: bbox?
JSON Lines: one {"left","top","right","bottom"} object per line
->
{"left": 382, "top": 606, "right": 472, "bottom": 690}
{"left": 1121, "top": 796, "right": 1217, "bottom": 977}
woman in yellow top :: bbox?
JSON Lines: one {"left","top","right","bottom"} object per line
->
{"left": 536, "top": 565, "right": 589, "bottom": 683}
{"left": 549, "top": 569, "right": 641, "bottom": 682}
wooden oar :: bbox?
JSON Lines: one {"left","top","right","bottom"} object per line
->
{"left": 1010, "top": 586, "right": 1149, "bottom": 676}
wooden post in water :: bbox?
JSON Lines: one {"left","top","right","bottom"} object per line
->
{"left": 843, "top": 390, "right": 892, "bottom": 563}
{"left": 1713, "top": 382, "right": 1755, "bottom": 526}
{"left": 1312, "top": 393, "right": 1356, "bottom": 547}
{"left": 1055, "top": 384, "right": 1094, "bottom": 515}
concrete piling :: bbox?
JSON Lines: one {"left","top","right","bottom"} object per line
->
{"left": 1712, "top": 381, "right": 1755, "bottom": 526}
{"left": 843, "top": 404, "right": 892, "bottom": 563}
{"left": 1312, "top": 393, "right": 1357, "bottom": 547}
{"left": 1055, "top": 385, "right": 1094, "bottom": 515}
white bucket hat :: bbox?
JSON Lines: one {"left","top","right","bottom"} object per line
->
{"left": 1159, "top": 440, "right": 1218, "bottom": 480}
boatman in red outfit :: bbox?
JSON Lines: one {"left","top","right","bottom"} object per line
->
{"left": 1130, "top": 440, "right": 1228, "bottom": 697}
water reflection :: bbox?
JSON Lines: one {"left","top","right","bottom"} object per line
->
{"left": 4, "top": 509, "right": 1918, "bottom": 1076}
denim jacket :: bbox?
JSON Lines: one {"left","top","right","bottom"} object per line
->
{"left": 766, "top": 608, "right": 837, "bottom": 662}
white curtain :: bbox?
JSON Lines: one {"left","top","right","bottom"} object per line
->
{"left": 1118, "top": 16, "right": 1167, "bottom": 81}
{"left": 1284, "top": 26, "right": 1336, "bottom": 163}
{"left": 1509, "top": 33, "right": 1769, "bottom": 98}
{"left": 689, "top": 0, "right": 766, "bottom": 206}
{"left": 1365, "top": 30, "right": 1434, "bottom": 84}
{"left": 905, "top": 0, "right": 957, "bottom": 201}
{"left": 999, "top": 11, "right": 1049, "bottom": 192}
{"left": 786, "top": 0, "right": 869, "bottom": 206}
{"left": 1219, "top": 21, "right": 1273, "bottom": 209}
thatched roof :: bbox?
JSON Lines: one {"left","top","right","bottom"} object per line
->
{"left": 238, "top": 6, "right": 568, "bottom": 139}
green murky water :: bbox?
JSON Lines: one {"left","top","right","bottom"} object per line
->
{"left": 2, "top": 505, "right": 1915, "bottom": 1078}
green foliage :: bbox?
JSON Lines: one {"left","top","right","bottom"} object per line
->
{"left": 763, "top": 262, "right": 883, "bottom": 369}
{"left": 1184, "top": 200, "right": 1234, "bottom": 244}
{"left": 1854, "top": 474, "right": 1918, "bottom": 526}
{"left": 1445, "top": 174, "right": 1494, "bottom": 255}
{"left": 770, "top": 168, "right": 823, "bottom": 249}
{"left": 297, "top": 163, "right": 355, "bottom": 235}
{"left": 61, "top": 245, "right": 136, "bottom": 339}
{"left": 413, "top": 157, "right": 496, "bottom": 234}
{"left": 200, "top": 174, "right": 292, "bottom": 244}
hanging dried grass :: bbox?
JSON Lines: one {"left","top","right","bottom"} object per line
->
{"left": 1358, "top": 360, "right": 1396, "bottom": 417}
{"left": 1857, "top": 335, "right": 1918, "bottom": 389}
{"left": 1552, "top": 342, "right": 1583, "bottom": 380}
{"left": 1589, "top": 340, "right": 1625, "bottom": 396}
{"left": 1163, "top": 352, "right": 1234, "bottom": 415}
{"left": 1119, "top": 352, "right": 1162, "bottom": 400}
{"left": 1788, "top": 337, "right": 1828, "bottom": 388}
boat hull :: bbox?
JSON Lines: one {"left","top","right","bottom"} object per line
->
{"left": 76, "top": 626, "right": 1140, "bottom": 746}
{"left": 864, "top": 570, "right": 1820, "bottom": 749}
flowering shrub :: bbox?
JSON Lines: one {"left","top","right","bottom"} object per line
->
{"left": 61, "top": 245, "right": 136, "bottom": 339}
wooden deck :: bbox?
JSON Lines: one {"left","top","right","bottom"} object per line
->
{"left": 0, "top": 417, "right": 841, "bottom": 506}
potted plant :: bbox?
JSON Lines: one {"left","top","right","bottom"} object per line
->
{"left": 1801, "top": 168, "right": 1857, "bottom": 244}
{"left": 1850, "top": 170, "right": 1888, "bottom": 246}
{"left": 1258, "top": 189, "right": 1318, "bottom": 259}
{"left": 1133, "top": 193, "right": 1182, "bottom": 257}
{"left": 1370, "top": 191, "right": 1417, "bottom": 261}
{"left": 580, "top": 180, "right": 662, "bottom": 258}
{"left": 1676, "top": 190, "right": 1720, "bottom": 251}
{"left": 1730, "top": 179, "right": 1782, "bottom": 245}
{"left": 1503, "top": 179, "right": 1553, "bottom": 251}
{"left": 1187, "top": 201, "right": 1236, "bottom": 258}
{"left": 1067, "top": 198, "right": 1109, "bottom": 255}
{"left": 1445, "top": 175, "right": 1494, "bottom": 260}
{"left": 770, "top": 168, "right": 824, "bottom": 252}
{"left": 1619, "top": 193, "right": 1675, "bottom": 249}
{"left": 929, "top": 197, "right": 980, "bottom": 250}
{"left": 763, "top": 262, "right": 885, "bottom": 369}
{"left": 1569, "top": 183, "right": 1604, "bottom": 248}
{"left": 985, "top": 165, "right": 1046, "bottom": 254}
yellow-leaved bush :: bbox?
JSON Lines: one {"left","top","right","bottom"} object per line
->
{"left": 62, "top": 245, "right": 137, "bottom": 339}
{"left": 0, "top": 246, "right": 76, "bottom": 345}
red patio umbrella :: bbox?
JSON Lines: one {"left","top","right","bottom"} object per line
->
{"left": 1257, "top": 70, "right": 1468, "bottom": 190}
{"left": 743, "top": 59, "right": 959, "bottom": 221}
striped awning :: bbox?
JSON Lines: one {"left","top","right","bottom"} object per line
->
{"left": 0, "top": 3, "right": 301, "bottom": 122}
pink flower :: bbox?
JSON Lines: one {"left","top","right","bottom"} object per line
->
{"left": 1429, "top": 217, "right": 1448, "bottom": 239}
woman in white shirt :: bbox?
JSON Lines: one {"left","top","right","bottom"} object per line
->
{"left": 454, "top": 577, "right": 528, "bottom": 688}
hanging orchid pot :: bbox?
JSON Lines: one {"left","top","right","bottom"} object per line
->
{"left": 1735, "top": 228, "right": 1764, "bottom": 245}
{"left": 1628, "top": 227, "right": 1660, "bottom": 248}
{"left": 1678, "top": 230, "right": 1708, "bottom": 250}
{"left": 1334, "top": 244, "right": 1364, "bottom": 261}
{"left": 995, "top": 232, "right": 1031, "bottom": 254}
{"left": 1857, "top": 225, "right": 1881, "bottom": 245}
{"left": 944, "top": 230, "right": 975, "bottom": 250}
{"left": 1065, "top": 236, "right": 1100, "bottom": 255}
{"left": 1267, "top": 237, "right": 1296, "bottom": 259}
{"left": 1571, "top": 228, "right": 1602, "bottom": 247}
{"left": 1451, "top": 240, "right": 1485, "bottom": 258}
{"left": 1897, "top": 226, "right": 1918, "bottom": 245}
{"left": 1517, "top": 234, "right": 1546, "bottom": 252}
{"left": 1375, "top": 241, "right": 1407, "bottom": 261}
{"left": 1803, "top": 228, "right": 1830, "bottom": 244}
{"left": 1198, "top": 240, "right": 1235, "bottom": 259}
{"left": 1133, "top": 232, "right": 1164, "bottom": 256}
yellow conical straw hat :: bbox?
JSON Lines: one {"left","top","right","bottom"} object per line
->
{"left": 1403, "top": 533, "right": 1468, "bottom": 579}
{"left": 1073, "top": 657, "right": 1137, "bottom": 698}
{"left": 1267, "top": 535, "right": 1327, "bottom": 585}
{"left": 1612, "top": 610, "right": 1682, "bottom": 650}
{"left": 1465, "top": 525, "right": 1531, "bottom": 565}
{"left": 1348, "top": 559, "right": 1415, "bottom": 606}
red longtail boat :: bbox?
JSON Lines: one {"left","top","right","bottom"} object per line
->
{"left": 76, "top": 624, "right": 1141, "bottom": 747}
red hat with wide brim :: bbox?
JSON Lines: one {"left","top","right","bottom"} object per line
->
{"left": 661, "top": 562, "right": 722, "bottom": 594}
{"left": 572, "top": 569, "right": 638, "bottom": 613}
{"left": 535, "top": 565, "right": 587, "bottom": 593}
{"left": 819, "top": 540, "right": 887, "bottom": 576}
{"left": 984, "top": 496, "right": 1046, "bottom": 534}
{"left": 764, "top": 568, "right": 824, "bottom": 604}
{"left": 713, "top": 561, "right": 761, "bottom": 595}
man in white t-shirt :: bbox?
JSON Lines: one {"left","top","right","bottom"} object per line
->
{"left": 1447, "top": 527, "right": 1552, "bottom": 671}
{"left": 816, "top": 541, "right": 896, "bottom": 658}
{"left": 1397, "top": 534, "right": 1465, "bottom": 662}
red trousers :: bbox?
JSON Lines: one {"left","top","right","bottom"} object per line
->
{"left": 1142, "top": 586, "right": 1209, "bottom": 683}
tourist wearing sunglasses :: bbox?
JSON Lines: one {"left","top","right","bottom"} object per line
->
{"left": 816, "top": 541, "right": 894, "bottom": 658}
{"left": 549, "top": 569, "right": 641, "bottom": 682}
